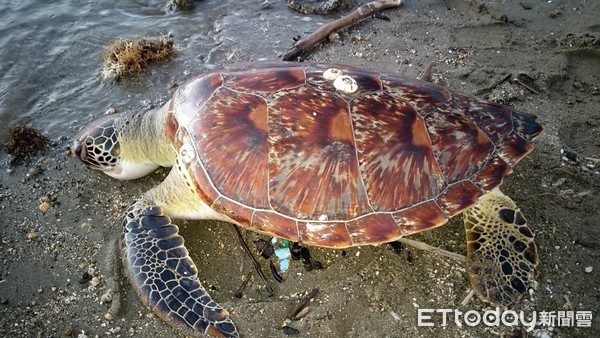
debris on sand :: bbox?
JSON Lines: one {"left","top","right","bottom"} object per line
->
{"left": 513, "top": 73, "right": 540, "bottom": 95}
{"left": 3, "top": 125, "right": 49, "bottom": 165}
{"left": 549, "top": 9, "right": 562, "bottom": 18}
{"left": 287, "top": 0, "right": 350, "bottom": 15}
{"left": 101, "top": 35, "right": 177, "bottom": 81}
{"left": 167, "top": 0, "right": 195, "bottom": 11}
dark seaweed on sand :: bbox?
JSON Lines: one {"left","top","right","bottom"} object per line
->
{"left": 3, "top": 125, "right": 49, "bottom": 164}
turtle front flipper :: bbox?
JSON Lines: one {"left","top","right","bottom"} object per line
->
{"left": 123, "top": 205, "right": 238, "bottom": 337}
{"left": 463, "top": 189, "right": 538, "bottom": 305}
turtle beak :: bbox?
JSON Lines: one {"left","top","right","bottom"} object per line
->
{"left": 68, "top": 126, "right": 93, "bottom": 161}
{"left": 67, "top": 140, "right": 86, "bottom": 160}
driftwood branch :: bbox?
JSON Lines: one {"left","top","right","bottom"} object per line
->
{"left": 282, "top": 0, "right": 403, "bottom": 61}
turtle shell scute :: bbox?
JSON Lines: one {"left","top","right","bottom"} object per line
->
{"left": 166, "top": 62, "right": 542, "bottom": 248}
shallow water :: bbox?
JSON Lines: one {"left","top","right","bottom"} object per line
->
{"left": 0, "top": 0, "right": 328, "bottom": 141}
{"left": 3, "top": 0, "right": 595, "bottom": 142}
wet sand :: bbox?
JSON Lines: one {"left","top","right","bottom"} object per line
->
{"left": 1, "top": 1, "right": 599, "bottom": 337}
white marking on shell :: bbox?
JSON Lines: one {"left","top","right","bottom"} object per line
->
{"left": 179, "top": 143, "right": 195, "bottom": 164}
{"left": 305, "top": 222, "right": 329, "bottom": 237}
{"left": 318, "top": 214, "right": 329, "bottom": 221}
{"left": 323, "top": 68, "right": 343, "bottom": 80}
{"left": 334, "top": 75, "right": 358, "bottom": 94}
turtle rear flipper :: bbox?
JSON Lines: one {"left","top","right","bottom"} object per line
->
{"left": 123, "top": 206, "right": 238, "bottom": 337}
{"left": 463, "top": 189, "right": 538, "bottom": 305}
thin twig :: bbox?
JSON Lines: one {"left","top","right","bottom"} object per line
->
{"left": 563, "top": 295, "right": 573, "bottom": 310}
{"left": 396, "top": 238, "right": 467, "bottom": 263}
{"left": 234, "top": 271, "right": 254, "bottom": 298}
{"left": 474, "top": 74, "right": 511, "bottom": 96}
{"left": 282, "top": 0, "right": 403, "bottom": 61}
{"left": 460, "top": 289, "right": 475, "bottom": 306}
{"left": 285, "top": 288, "right": 319, "bottom": 320}
{"left": 418, "top": 61, "right": 436, "bottom": 81}
{"left": 513, "top": 74, "right": 540, "bottom": 95}
{"left": 231, "top": 225, "right": 273, "bottom": 296}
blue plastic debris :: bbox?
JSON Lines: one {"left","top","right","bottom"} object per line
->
{"left": 275, "top": 248, "right": 291, "bottom": 273}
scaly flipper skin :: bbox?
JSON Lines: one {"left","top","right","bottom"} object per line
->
{"left": 463, "top": 189, "right": 538, "bottom": 305}
{"left": 123, "top": 205, "right": 238, "bottom": 337}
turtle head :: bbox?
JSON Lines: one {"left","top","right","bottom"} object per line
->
{"left": 70, "top": 113, "right": 161, "bottom": 180}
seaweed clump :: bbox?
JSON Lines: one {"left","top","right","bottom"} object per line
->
{"left": 167, "top": 0, "right": 195, "bottom": 11}
{"left": 3, "top": 125, "right": 49, "bottom": 165}
{"left": 102, "top": 35, "right": 177, "bottom": 80}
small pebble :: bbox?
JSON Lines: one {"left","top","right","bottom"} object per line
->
{"left": 549, "top": 9, "right": 562, "bottom": 18}
{"left": 311, "top": 261, "right": 324, "bottom": 270}
{"left": 104, "top": 313, "right": 113, "bottom": 321}
{"left": 254, "top": 239, "right": 274, "bottom": 259}
{"left": 39, "top": 201, "right": 50, "bottom": 213}
{"left": 261, "top": 0, "right": 272, "bottom": 10}
{"left": 90, "top": 276, "right": 101, "bottom": 287}
{"left": 328, "top": 32, "right": 340, "bottom": 42}
{"left": 63, "top": 324, "right": 74, "bottom": 336}
{"left": 109, "top": 327, "right": 121, "bottom": 334}
{"left": 533, "top": 329, "right": 551, "bottom": 338}
{"left": 388, "top": 241, "right": 404, "bottom": 254}
{"left": 79, "top": 271, "right": 91, "bottom": 284}
{"left": 27, "top": 166, "right": 41, "bottom": 177}
{"left": 560, "top": 149, "right": 577, "bottom": 162}
{"left": 290, "top": 243, "right": 302, "bottom": 260}
{"left": 300, "top": 247, "right": 311, "bottom": 262}
{"left": 282, "top": 325, "right": 300, "bottom": 335}
{"left": 584, "top": 266, "right": 593, "bottom": 273}
{"left": 100, "top": 290, "right": 113, "bottom": 304}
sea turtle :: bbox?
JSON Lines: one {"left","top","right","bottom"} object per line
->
{"left": 70, "top": 62, "right": 542, "bottom": 337}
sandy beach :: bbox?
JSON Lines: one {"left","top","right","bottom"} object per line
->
{"left": 1, "top": 1, "right": 598, "bottom": 337}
